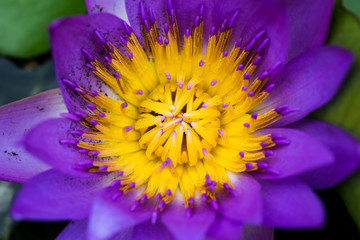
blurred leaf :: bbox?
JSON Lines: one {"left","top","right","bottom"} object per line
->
{"left": 0, "top": 0, "right": 86, "bottom": 58}
{"left": 0, "top": 58, "right": 58, "bottom": 105}
{"left": 343, "top": 0, "right": 360, "bottom": 21}
{"left": 313, "top": 2, "right": 360, "bottom": 231}
{"left": 0, "top": 182, "right": 20, "bottom": 240}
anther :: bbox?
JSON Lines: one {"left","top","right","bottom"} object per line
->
{"left": 228, "top": 10, "right": 240, "bottom": 28}
{"left": 159, "top": 200, "right": 166, "bottom": 209}
{"left": 129, "top": 182, "right": 136, "bottom": 188}
{"left": 86, "top": 63, "right": 95, "bottom": 70}
{"left": 248, "top": 91, "right": 254, "bottom": 97}
{"left": 251, "top": 112, "right": 258, "bottom": 119}
{"left": 199, "top": 60, "right": 204, "bottom": 67}
{"left": 131, "top": 200, "right": 140, "bottom": 211}
{"left": 141, "top": 194, "right": 148, "bottom": 202}
{"left": 110, "top": 179, "right": 121, "bottom": 187}
{"left": 210, "top": 26, "right": 217, "bottom": 36}
{"left": 115, "top": 72, "right": 121, "bottom": 79}
{"left": 223, "top": 51, "right": 229, "bottom": 58}
{"left": 81, "top": 48, "right": 95, "bottom": 62}
{"left": 123, "top": 126, "right": 133, "bottom": 132}
{"left": 209, "top": 199, "right": 219, "bottom": 210}
{"left": 253, "top": 56, "right": 262, "bottom": 65}
{"left": 122, "top": 20, "right": 133, "bottom": 36}
{"left": 112, "top": 190, "right": 123, "bottom": 201}
{"left": 218, "top": 129, "right": 225, "bottom": 136}
{"left": 210, "top": 79, "right": 218, "bottom": 86}
{"left": 60, "top": 139, "right": 78, "bottom": 145}
{"left": 201, "top": 193, "right": 207, "bottom": 202}
{"left": 245, "top": 162, "right": 253, "bottom": 170}
{"left": 71, "top": 130, "right": 83, "bottom": 136}
{"left": 144, "top": 20, "right": 151, "bottom": 32}
{"left": 222, "top": 103, "right": 229, "bottom": 108}
{"left": 264, "top": 150, "right": 274, "bottom": 157}
{"left": 118, "top": 171, "right": 124, "bottom": 176}
{"left": 244, "top": 72, "right": 250, "bottom": 80}
{"left": 121, "top": 102, "right": 128, "bottom": 108}
{"left": 60, "top": 113, "right": 82, "bottom": 122}
{"left": 149, "top": 8, "right": 155, "bottom": 24}
{"left": 78, "top": 149, "right": 90, "bottom": 154}
{"left": 237, "top": 64, "right": 244, "bottom": 71}
{"left": 61, "top": 79, "right": 77, "bottom": 88}
{"left": 258, "top": 71, "right": 269, "bottom": 80}
{"left": 120, "top": 36, "right": 128, "bottom": 46}
{"left": 164, "top": 38, "right": 169, "bottom": 45}
{"left": 98, "top": 165, "right": 108, "bottom": 171}
{"left": 90, "top": 119, "right": 99, "bottom": 126}
{"left": 75, "top": 88, "right": 86, "bottom": 95}
{"left": 156, "top": 193, "right": 162, "bottom": 200}
{"left": 274, "top": 139, "right": 291, "bottom": 145}
{"left": 185, "top": 29, "right": 191, "bottom": 38}
{"left": 105, "top": 56, "right": 112, "bottom": 63}
{"left": 194, "top": 16, "right": 200, "bottom": 27}
{"left": 256, "top": 38, "right": 270, "bottom": 53}
{"left": 165, "top": 72, "right": 171, "bottom": 80}
{"left": 243, "top": 122, "right": 250, "bottom": 128}
{"left": 166, "top": 189, "right": 172, "bottom": 196}
{"left": 260, "top": 141, "right": 268, "bottom": 148}
{"left": 164, "top": 23, "right": 169, "bottom": 33}
{"left": 87, "top": 103, "right": 96, "bottom": 111}
{"left": 265, "top": 84, "right": 275, "bottom": 93}
{"left": 91, "top": 150, "right": 100, "bottom": 156}
{"left": 98, "top": 112, "right": 106, "bottom": 118}
{"left": 90, "top": 90, "right": 99, "bottom": 96}
{"left": 239, "top": 151, "right": 245, "bottom": 158}
{"left": 158, "top": 36, "right": 163, "bottom": 44}
{"left": 128, "top": 52, "right": 134, "bottom": 59}
{"left": 140, "top": 2, "right": 146, "bottom": 23}
{"left": 136, "top": 89, "right": 143, "bottom": 95}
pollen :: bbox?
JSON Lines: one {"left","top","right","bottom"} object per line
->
{"left": 60, "top": 1, "right": 295, "bottom": 219}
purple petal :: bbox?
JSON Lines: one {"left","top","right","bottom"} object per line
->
{"left": 253, "top": 127, "right": 334, "bottom": 180}
{"left": 218, "top": 173, "right": 262, "bottom": 224}
{"left": 161, "top": 198, "right": 216, "bottom": 240}
{"left": 284, "top": 0, "right": 334, "bottom": 60}
{"left": 259, "top": 178, "right": 325, "bottom": 228}
{"left": 257, "top": 46, "right": 353, "bottom": 127}
{"left": 242, "top": 225, "right": 274, "bottom": 240}
{"left": 85, "top": 0, "right": 130, "bottom": 24}
{"left": 132, "top": 220, "right": 173, "bottom": 240}
{"left": 24, "top": 118, "right": 99, "bottom": 178}
{"left": 56, "top": 219, "right": 88, "bottom": 240}
{"left": 290, "top": 119, "right": 360, "bottom": 189}
{"left": 206, "top": 214, "right": 243, "bottom": 240}
{"left": 0, "top": 89, "right": 65, "bottom": 183}
{"left": 50, "top": 13, "right": 126, "bottom": 113}
{"left": 88, "top": 187, "right": 152, "bottom": 240}
{"left": 11, "top": 169, "right": 111, "bottom": 220}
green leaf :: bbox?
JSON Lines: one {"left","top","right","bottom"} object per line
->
{"left": 313, "top": 2, "right": 360, "bottom": 230}
{"left": 343, "top": 0, "right": 360, "bottom": 21}
{"left": 0, "top": 0, "right": 86, "bottom": 58}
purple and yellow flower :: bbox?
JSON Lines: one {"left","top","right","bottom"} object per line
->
{"left": 1, "top": 0, "right": 360, "bottom": 239}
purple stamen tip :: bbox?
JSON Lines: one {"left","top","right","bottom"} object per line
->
{"left": 187, "top": 84, "right": 193, "bottom": 90}
{"left": 105, "top": 56, "right": 112, "bottom": 63}
{"left": 151, "top": 210, "right": 160, "bottom": 224}
{"left": 268, "top": 61, "right": 283, "bottom": 75}
{"left": 110, "top": 179, "right": 121, "bottom": 187}
{"left": 244, "top": 72, "right": 250, "bottom": 80}
{"left": 245, "top": 162, "right": 253, "bottom": 170}
{"left": 90, "top": 90, "right": 99, "bottom": 96}
{"left": 121, "top": 102, "right": 128, "bottom": 108}
{"left": 75, "top": 111, "right": 87, "bottom": 118}
{"left": 264, "top": 150, "right": 274, "bottom": 157}
{"left": 229, "top": 188, "right": 238, "bottom": 197}
{"left": 218, "top": 129, "right": 225, "bottom": 135}
{"left": 164, "top": 38, "right": 169, "bottom": 45}
{"left": 271, "top": 134, "right": 283, "bottom": 139}
{"left": 239, "top": 151, "right": 245, "bottom": 158}
{"left": 90, "top": 119, "right": 99, "bottom": 126}
{"left": 115, "top": 72, "right": 121, "bottom": 79}
{"left": 91, "top": 150, "right": 99, "bottom": 156}
{"left": 237, "top": 64, "right": 244, "bottom": 71}
{"left": 128, "top": 52, "right": 134, "bottom": 59}
{"left": 131, "top": 200, "right": 140, "bottom": 211}
{"left": 61, "top": 79, "right": 77, "bottom": 88}
{"left": 78, "top": 159, "right": 93, "bottom": 167}
{"left": 178, "top": 82, "right": 183, "bottom": 89}
{"left": 229, "top": 10, "right": 240, "bottom": 28}
{"left": 60, "top": 113, "right": 82, "bottom": 122}
{"left": 188, "top": 197, "right": 194, "bottom": 205}
{"left": 86, "top": 63, "right": 94, "bottom": 70}
{"left": 199, "top": 60, "right": 204, "bottom": 67}
{"left": 98, "top": 165, "right": 108, "bottom": 171}
{"left": 185, "top": 29, "right": 191, "bottom": 38}
{"left": 94, "top": 29, "right": 107, "bottom": 45}
{"left": 257, "top": 38, "right": 270, "bottom": 53}
{"left": 123, "top": 20, "right": 133, "bottom": 36}
{"left": 78, "top": 149, "right": 90, "bottom": 154}
{"left": 210, "top": 79, "right": 217, "bottom": 86}
{"left": 120, "top": 36, "right": 128, "bottom": 46}
{"left": 81, "top": 48, "right": 95, "bottom": 62}
{"left": 166, "top": 189, "right": 172, "bottom": 196}
{"left": 209, "top": 199, "right": 219, "bottom": 211}
{"left": 75, "top": 87, "right": 86, "bottom": 95}
{"left": 251, "top": 112, "right": 258, "bottom": 119}
{"left": 201, "top": 103, "right": 208, "bottom": 108}
{"left": 258, "top": 71, "right": 269, "bottom": 80}
{"left": 112, "top": 190, "right": 123, "bottom": 201}
{"left": 158, "top": 36, "right": 163, "bottom": 44}
{"left": 202, "top": 148, "right": 208, "bottom": 156}
{"left": 210, "top": 26, "right": 217, "bottom": 36}
{"left": 253, "top": 56, "right": 262, "bottom": 65}
{"left": 194, "top": 16, "right": 200, "bottom": 27}
{"left": 87, "top": 103, "right": 96, "bottom": 111}
{"left": 243, "top": 122, "right": 250, "bottom": 128}
{"left": 201, "top": 193, "right": 207, "bottom": 202}
{"left": 144, "top": 20, "right": 151, "bottom": 32}
{"left": 222, "top": 103, "right": 229, "bottom": 108}
{"left": 159, "top": 200, "right": 166, "bottom": 209}
{"left": 257, "top": 162, "right": 268, "bottom": 169}
{"left": 137, "top": 89, "right": 143, "bottom": 95}
{"left": 220, "top": 18, "right": 228, "bottom": 32}
{"left": 260, "top": 141, "right": 268, "bottom": 148}
{"left": 164, "top": 23, "right": 169, "bottom": 33}
{"left": 165, "top": 72, "right": 171, "bottom": 80}
{"left": 99, "top": 112, "right": 106, "bottom": 118}
{"left": 274, "top": 139, "right": 291, "bottom": 145}
{"left": 199, "top": 4, "right": 204, "bottom": 15}
{"left": 265, "top": 83, "right": 275, "bottom": 93}
{"left": 205, "top": 174, "right": 210, "bottom": 180}
{"left": 223, "top": 183, "right": 230, "bottom": 189}
{"left": 118, "top": 171, "right": 124, "bottom": 176}
{"left": 149, "top": 8, "right": 155, "bottom": 24}
{"left": 156, "top": 193, "right": 162, "bottom": 199}
{"left": 248, "top": 91, "right": 254, "bottom": 97}
{"left": 60, "top": 139, "right": 78, "bottom": 145}
{"left": 141, "top": 194, "right": 148, "bottom": 202}
{"left": 71, "top": 130, "right": 83, "bottom": 136}
{"left": 129, "top": 182, "right": 136, "bottom": 188}
{"left": 123, "top": 126, "right": 133, "bottom": 132}
{"left": 223, "top": 50, "right": 229, "bottom": 58}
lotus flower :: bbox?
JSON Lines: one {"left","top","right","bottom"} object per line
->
{"left": 1, "top": 0, "right": 359, "bottom": 239}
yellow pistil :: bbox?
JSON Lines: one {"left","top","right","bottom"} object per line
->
{"left": 62, "top": 3, "right": 288, "bottom": 215}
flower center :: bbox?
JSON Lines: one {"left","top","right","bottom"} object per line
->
{"left": 59, "top": 1, "right": 294, "bottom": 220}
{"left": 136, "top": 83, "right": 221, "bottom": 166}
